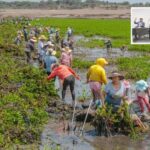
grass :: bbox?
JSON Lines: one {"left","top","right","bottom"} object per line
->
{"left": 31, "top": 18, "right": 150, "bottom": 52}
{"left": 116, "top": 56, "right": 150, "bottom": 80}
{"left": 73, "top": 58, "right": 93, "bottom": 69}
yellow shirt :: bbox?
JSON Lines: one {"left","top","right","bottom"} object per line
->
{"left": 87, "top": 64, "right": 107, "bottom": 84}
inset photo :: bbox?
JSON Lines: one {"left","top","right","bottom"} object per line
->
{"left": 131, "top": 7, "right": 150, "bottom": 44}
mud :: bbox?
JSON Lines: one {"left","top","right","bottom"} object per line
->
{"left": 0, "top": 8, "right": 130, "bottom": 19}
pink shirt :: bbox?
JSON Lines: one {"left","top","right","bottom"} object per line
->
{"left": 60, "top": 52, "right": 72, "bottom": 66}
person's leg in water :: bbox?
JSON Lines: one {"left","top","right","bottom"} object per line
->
{"left": 25, "top": 51, "right": 31, "bottom": 63}
{"left": 69, "top": 75, "right": 75, "bottom": 106}
{"left": 62, "top": 77, "right": 69, "bottom": 102}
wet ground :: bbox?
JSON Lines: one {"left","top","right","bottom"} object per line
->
{"left": 40, "top": 35, "right": 150, "bottom": 150}
{"left": 73, "top": 35, "right": 145, "bottom": 61}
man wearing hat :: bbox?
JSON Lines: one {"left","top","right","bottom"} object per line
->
{"left": 38, "top": 35, "right": 47, "bottom": 64}
{"left": 25, "top": 36, "right": 37, "bottom": 63}
{"left": 60, "top": 47, "right": 72, "bottom": 67}
{"left": 104, "top": 71, "right": 128, "bottom": 111}
{"left": 87, "top": 58, "right": 108, "bottom": 107}
{"left": 43, "top": 48, "right": 57, "bottom": 75}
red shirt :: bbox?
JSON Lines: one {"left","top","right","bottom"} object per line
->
{"left": 47, "top": 65, "right": 77, "bottom": 80}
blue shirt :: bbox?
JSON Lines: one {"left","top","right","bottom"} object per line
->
{"left": 105, "top": 81, "right": 126, "bottom": 107}
{"left": 44, "top": 55, "right": 57, "bottom": 72}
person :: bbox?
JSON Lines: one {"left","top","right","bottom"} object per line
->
{"left": 104, "top": 71, "right": 128, "bottom": 111}
{"left": 43, "top": 49, "right": 58, "bottom": 76}
{"left": 55, "top": 28, "right": 60, "bottom": 43}
{"left": 134, "top": 18, "right": 145, "bottom": 28}
{"left": 120, "top": 45, "right": 128, "bottom": 56}
{"left": 68, "top": 38, "right": 74, "bottom": 50}
{"left": 67, "top": 27, "right": 73, "bottom": 41}
{"left": 87, "top": 58, "right": 108, "bottom": 107}
{"left": 25, "top": 36, "right": 37, "bottom": 63}
{"left": 38, "top": 35, "right": 47, "bottom": 64}
{"left": 14, "top": 31, "right": 23, "bottom": 45}
{"left": 47, "top": 64, "right": 80, "bottom": 105}
{"left": 23, "top": 26, "right": 28, "bottom": 42}
{"left": 60, "top": 47, "right": 73, "bottom": 67}
{"left": 104, "top": 40, "right": 112, "bottom": 53}
{"left": 135, "top": 80, "right": 150, "bottom": 115}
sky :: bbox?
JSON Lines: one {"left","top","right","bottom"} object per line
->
{"left": 1, "top": 0, "right": 150, "bottom": 4}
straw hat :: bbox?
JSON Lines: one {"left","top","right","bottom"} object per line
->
{"left": 30, "top": 36, "right": 37, "bottom": 43}
{"left": 47, "top": 48, "right": 56, "bottom": 56}
{"left": 38, "top": 35, "right": 47, "bottom": 40}
{"left": 108, "top": 72, "right": 124, "bottom": 80}
{"left": 17, "top": 31, "right": 23, "bottom": 37}
{"left": 135, "top": 80, "right": 148, "bottom": 92}
{"left": 47, "top": 41, "right": 54, "bottom": 47}
{"left": 64, "top": 47, "right": 72, "bottom": 53}
{"left": 56, "top": 28, "right": 60, "bottom": 31}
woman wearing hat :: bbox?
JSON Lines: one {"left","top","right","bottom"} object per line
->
{"left": 135, "top": 80, "right": 150, "bottom": 114}
{"left": 25, "top": 36, "right": 37, "bottom": 63}
{"left": 104, "top": 71, "right": 128, "bottom": 111}
{"left": 14, "top": 31, "right": 24, "bottom": 45}
{"left": 38, "top": 35, "right": 47, "bottom": 64}
{"left": 43, "top": 48, "right": 58, "bottom": 75}
{"left": 60, "top": 47, "right": 72, "bottom": 67}
{"left": 47, "top": 63, "right": 80, "bottom": 105}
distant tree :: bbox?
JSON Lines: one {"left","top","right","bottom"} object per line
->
{"left": 121, "top": 1, "right": 130, "bottom": 5}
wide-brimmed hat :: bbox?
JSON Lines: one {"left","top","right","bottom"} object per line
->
{"left": 56, "top": 28, "right": 60, "bottom": 31}
{"left": 17, "top": 31, "right": 23, "bottom": 37}
{"left": 64, "top": 47, "right": 72, "bottom": 53}
{"left": 47, "top": 41, "right": 54, "bottom": 47}
{"left": 30, "top": 36, "right": 37, "bottom": 43}
{"left": 135, "top": 80, "right": 148, "bottom": 92}
{"left": 108, "top": 72, "right": 124, "bottom": 80}
{"left": 47, "top": 48, "right": 56, "bottom": 56}
{"left": 38, "top": 35, "right": 47, "bottom": 40}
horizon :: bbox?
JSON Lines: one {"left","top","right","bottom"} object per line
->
{"left": 0, "top": 0, "right": 150, "bottom": 4}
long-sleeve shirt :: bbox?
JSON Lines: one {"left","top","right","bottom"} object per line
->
{"left": 60, "top": 52, "right": 72, "bottom": 67}
{"left": 87, "top": 64, "right": 107, "bottom": 84}
{"left": 47, "top": 65, "right": 77, "bottom": 81}
{"left": 44, "top": 55, "right": 58, "bottom": 73}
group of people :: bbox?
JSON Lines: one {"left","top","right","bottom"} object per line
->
{"left": 87, "top": 58, "right": 150, "bottom": 122}
{"left": 14, "top": 23, "right": 150, "bottom": 124}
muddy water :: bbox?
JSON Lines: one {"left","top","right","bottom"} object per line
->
{"left": 73, "top": 47, "right": 142, "bottom": 61}
{"left": 40, "top": 119, "right": 95, "bottom": 150}
{"left": 73, "top": 35, "right": 146, "bottom": 60}
{"left": 40, "top": 35, "right": 149, "bottom": 150}
{"left": 40, "top": 69, "right": 139, "bottom": 150}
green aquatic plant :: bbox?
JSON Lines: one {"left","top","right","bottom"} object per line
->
{"left": 93, "top": 103, "right": 140, "bottom": 139}
{"left": 0, "top": 52, "right": 57, "bottom": 148}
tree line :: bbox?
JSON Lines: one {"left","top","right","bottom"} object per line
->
{"left": 0, "top": 0, "right": 150, "bottom": 9}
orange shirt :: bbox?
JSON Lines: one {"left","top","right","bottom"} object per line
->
{"left": 47, "top": 65, "right": 77, "bottom": 80}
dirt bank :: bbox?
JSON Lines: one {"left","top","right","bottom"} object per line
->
{"left": 0, "top": 8, "right": 130, "bottom": 19}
